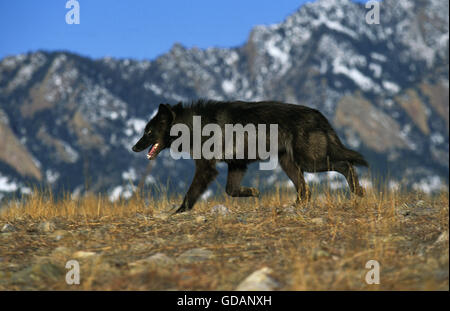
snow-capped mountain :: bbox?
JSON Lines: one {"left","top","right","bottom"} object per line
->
{"left": 0, "top": 0, "right": 448, "bottom": 200}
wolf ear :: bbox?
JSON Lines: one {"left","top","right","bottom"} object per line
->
{"left": 158, "top": 103, "right": 176, "bottom": 123}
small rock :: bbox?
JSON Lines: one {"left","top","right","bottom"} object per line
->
{"left": 398, "top": 203, "right": 434, "bottom": 217}
{"left": 0, "top": 232, "right": 12, "bottom": 239}
{"left": 131, "top": 243, "right": 153, "bottom": 252}
{"left": 12, "top": 262, "right": 65, "bottom": 284}
{"left": 435, "top": 231, "right": 449, "bottom": 244}
{"left": 416, "top": 200, "right": 425, "bottom": 207}
{"left": 154, "top": 212, "right": 170, "bottom": 220}
{"left": 236, "top": 267, "right": 279, "bottom": 291}
{"left": 73, "top": 251, "right": 96, "bottom": 259}
{"left": 135, "top": 213, "right": 150, "bottom": 221}
{"left": 51, "top": 246, "right": 72, "bottom": 257}
{"left": 312, "top": 248, "right": 330, "bottom": 260}
{"left": 152, "top": 237, "right": 167, "bottom": 245}
{"left": 129, "top": 253, "right": 176, "bottom": 273}
{"left": 434, "top": 269, "right": 449, "bottom": 282}
{"left": 195, "top": 216, "right": 207, "bottom": 223}
{"left": 31, "top": 262, "right": 65, "bottom": 281}
{"left": 311, "top": 218, "right": 325, "bottom": 225}
{"left": 178, "top": 248, "right": 215, "bottom": 263}
{"left": 145, "top": 253, "right": 176, "bottom": 266}
{"left": 38, "top": 221, "right": 55, "bottom": 233}
{"left": 211, "top": 204, "right": 230, "bottom": 216}
{"left": 284, "top": 206, "right": 296, "bottom": 214}
{"left": 1, "top": 224, "right": 16, "bottom": 233}
{"left": 50, "top": 230, "right": 70, "bottom": 241}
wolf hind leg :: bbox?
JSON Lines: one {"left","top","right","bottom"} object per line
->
{"left": 176, "top": 160, "right": 218, "bottom": 213}
{"left": 225, "top": 164, "right": 259, "bottom": 197}
{"left": 333, "top": 161, "right": 364, "bottom": 197}
{"left": 279, "top": 152, "right": 310, "bottom": 203}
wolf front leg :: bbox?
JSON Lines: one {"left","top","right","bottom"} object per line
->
{"left": 175, "top": 160, "right": 218, "bottom": 213}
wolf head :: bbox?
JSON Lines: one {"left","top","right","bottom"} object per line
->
{"left": 132, "top": 103, "right": 175, "bottom": 160}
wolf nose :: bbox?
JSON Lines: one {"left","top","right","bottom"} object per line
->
{"left": 132, "top": 145, "right": 138, "bottom": 152}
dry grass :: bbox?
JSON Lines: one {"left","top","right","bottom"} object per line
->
{"left": 0, "top": 185, "right": 448, "bottom": 291}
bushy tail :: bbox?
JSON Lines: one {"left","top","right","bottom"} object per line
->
{"left": 320, "top": 116, "right": 369, "bottom": 167}
{"left": 338, "top": 148, "right": 369, "bottom": 167}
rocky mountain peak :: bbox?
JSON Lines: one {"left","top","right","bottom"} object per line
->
{"left": 0, "top": 0, "right": 448, "bottom": 200}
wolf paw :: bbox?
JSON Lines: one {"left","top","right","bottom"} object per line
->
{"left": 249, "top": 188, "right": 260, "bottom": 197}
{"left": 355, "top": 187, "right": 365, "bottom": 197}
{"left": 295, "top": 190, "right": 311, "bottom": 205}
{"left": 174, "top": 205, "right": 188, "bottom": 214}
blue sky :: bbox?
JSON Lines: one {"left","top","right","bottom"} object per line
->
{"left": 0, "top": 0, "right": 365, "bottom": 61}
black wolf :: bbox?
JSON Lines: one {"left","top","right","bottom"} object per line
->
{"left": 132, "top": 100, "right": 368, "bottom": 213}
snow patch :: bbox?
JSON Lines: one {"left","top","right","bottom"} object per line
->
{"left": 0, "top": 175, "right": 18, "bottom": 192}
{"left": 225, "top": 51, "right": 239, "bottom": 66}
{"left": 109, "top": 185, "right": 136, "bottom": 202}
{"left": 201, "top": 189, "right": 213, "bottom": 200}
{"left": 430, "top": 133, "right": 445, "bottom": 145}
{"left": 127, "top": 118, "right": 147, "bottom": 134}
{"left": 144, "top": 83, "right": 163, "bottom": 95}
{"left": 266, "top": 39, "right": 289, "bottom": 64}
{"left": 332, "top": 58, "right": 377, "bottom": 92}
{"left": 122, "top": 167, "right": 137, "bottom": 181}
{"left": 222, "top": 80, "right": 236, "bottom": 94}
{"left": 369, "top": 63, "right": 382, "bottom": 78}
{"left": 46, "top": 170, "right": 60, "bottom": 184}
{"left": 370, "top": 52, "right": 387, "bottom": 62}
{"left": 412, "top": 176, "right": 445, "bottom": 194}
{"left": 382, "top": 80, "right": 400, "bottom": 93}
{"left": 305, "top": 173, "right": 320, "bottom": 184}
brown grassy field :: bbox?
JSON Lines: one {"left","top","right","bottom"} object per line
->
{"left": 0, "top": 185, "right": 448, "bottom": 291}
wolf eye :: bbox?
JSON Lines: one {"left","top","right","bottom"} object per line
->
{"left": 146, "top": 129, "right": 151, "bottom": 135}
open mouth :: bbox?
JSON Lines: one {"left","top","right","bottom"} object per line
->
{"left": 146, "top": 143, "right": 160, "bottom": 160}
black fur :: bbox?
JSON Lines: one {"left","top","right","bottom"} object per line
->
{"left": 132, "top": 100, "right": 368, "bottom": 213}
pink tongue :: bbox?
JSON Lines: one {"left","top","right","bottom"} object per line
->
{"left": 148, "top": 144, "right": 158, "bottom": 156}
{"left": 148, "top": 146, "right": 155, "bottom": 155}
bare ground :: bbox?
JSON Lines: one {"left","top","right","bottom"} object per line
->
{"left": 0, "top": 188, "right": 448, "bottom": 290}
